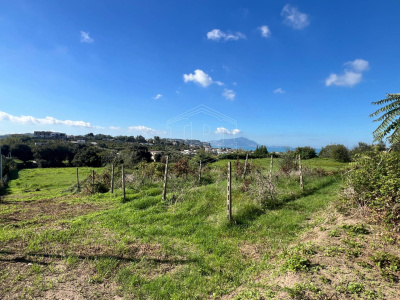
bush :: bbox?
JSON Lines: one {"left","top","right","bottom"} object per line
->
{"left": 294, "top": 146, "right": 317, "bottom": 160}
{"left": 346, "top": 151, "right": 400, "bottom": 229}
{"left": 279, "top": 150, "right": 297, "bottom": 174}
{"left": 319, "top": 144, "right": 350, "bottom": 162}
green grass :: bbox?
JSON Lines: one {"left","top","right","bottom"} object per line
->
{"left": 5, "top": 167, "right": 103, "bottom": 201}
{"left": 0, "top": 160, "right": 344, "bottom": 299}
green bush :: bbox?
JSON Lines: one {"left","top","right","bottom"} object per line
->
{"left": 320, "top": 144, "right": 351, "bottom": 162}
{"left": 279, "top": 150, "right": 297, "bottom": 174}
{"left": 294, "top": 146, "right": 317, "bottom": 159}
{"left": 346, "top": 151, "right": 400, "bottom": 229}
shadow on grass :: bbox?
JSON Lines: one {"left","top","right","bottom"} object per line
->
{"left": 0, "top": 169, "right": 20, "bottom": 200}
{"left": 265, "top": 175, "right": 339, "bottom": 210}
{"left": 0, "top": 249, "right": 197, "bottom": 266}
{"left": 233, "top": 175, "right": 339, "bottom": 226}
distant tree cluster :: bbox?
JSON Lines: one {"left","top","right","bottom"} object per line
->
{"left": 252, "top": 145, "right": 269, "bottom": 158}
{"left": 294, "top": 146, "right": 317, "bottom": 160}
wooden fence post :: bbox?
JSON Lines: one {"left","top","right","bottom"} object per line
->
{"left": 162, "top": 156, "right": 169, "bottom": 201}
{"left": 269, "top": 155, "right": 273, "bottom": 180}
{"left": 76, "top": 168, "right": 80, "bottom": 191}
{"left": 198, "top": 160, "right": 202, "bottom": 184}
{"left": 92, "top": 170, "right": 95, "bottom": 194}
{"left": 243, "top": 153, "right": 249, "bottom": 179}
{"left": 227, "top": 161, "right": 232, "bottom": 221}
{"left": 298, "top": 155, "right": 304, "bottom": 191}
{"left": 110, "top": 164, "right": 114, "bottom": 194}
{"left": 122, "top": 164, "right": 125, "bottom": 201}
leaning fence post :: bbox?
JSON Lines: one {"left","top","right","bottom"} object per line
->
{"left": 162, "top": 156, "right": 169, "bottom": 201}
{"left": 298, "top": 155, "right": 304, "bottom": 191}
{"left": 122, "top": 164, "right": 125, "bottom": 201}
{"left": 110, "top": 164, "right": 114, "bottom": 194}
{"left": 227, "top": 161, "right": 232, "bottom": 221}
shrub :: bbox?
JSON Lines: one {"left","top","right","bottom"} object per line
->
{"left": 279, "top": 150, "right": 297, "bottom": 174}
{"left": 346, "top": 151, "right": 400, "bottom": 229}
{"left": 294, "top": 146, "right": 317, "bottom": 160}
{"left": 320, "top": 144, "right": 350, "bottom": 162}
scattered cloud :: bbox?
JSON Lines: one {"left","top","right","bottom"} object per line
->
{"left": 207, "top": 29, "right": 246, "bottom": 41}
{"left": 325, "top": 58, "right": 369, "bottom": 87}
{"left": 215, "top": 127, "right": 241, "bottom": 135}
{"left": 215, "top": 81, "right": 224, "bottom": 86}
{"left": 110, "top": 126, "right": 120, "bottom": 130}
{"left": 128, "top": 125, "right": 166, "bottom": 135}
{"left": 153, "top": 94, "right": 163, "bottom": 100}
{"left": 231, "top": 129, "right": 241, "bottom": 135}
{"left": 273, "top": 88, "right": 285, "bottom": 94}
{"left": 183, "top": 69, "right": 217, "bottom": 87}
{"left": 281, "top": 5, "right": 310, "bottom": 30}
{"left": 80, "top": 31, "right": 94, "bottom": 43}
{"left": 345, "top": 59, "right": 369, "bottom": 72}
{"left": 259, "top": 25, "right": 271, "bottom": 38}
{"left": 325, "top": 72, "right": 362, "bottom": 87}
{"left": 0, "top": 111, "right": 94, "bottom": 128}
{"left": 223, "top": 88, "right": 236, "bottom": 101}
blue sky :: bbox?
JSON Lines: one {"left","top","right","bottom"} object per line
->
{"left": 1, "top": 0, "right": 400, "bottom": 148}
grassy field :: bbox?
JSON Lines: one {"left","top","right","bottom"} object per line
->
{"left": 1, "top": 158, "right": 399, "bottom": 299}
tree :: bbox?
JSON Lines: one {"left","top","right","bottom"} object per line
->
{"left": 294, "top": 146, "right": 317, "bottom": 159}
{"left": 11, "top": 144, "right": 33, "bottom": 162}
{"left": 72, "top": 147, "right": 102, "bottom": 167}
{"left": 253, "top": 145, "right": 268, "bottom": 158}
{"left": 370, "top": 93, "right": 400, "bottom": 145}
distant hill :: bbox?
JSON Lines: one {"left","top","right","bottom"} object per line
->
{"left": 209, "top": 137, "right": 258, "bottom": 148}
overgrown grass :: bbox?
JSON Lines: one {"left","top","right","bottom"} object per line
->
{"left": 0, "top": 159, "right": 345, "bottom": 299}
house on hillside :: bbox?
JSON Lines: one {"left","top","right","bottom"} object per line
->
{"left": 34, "top": 131, "right": 67, "bottom": 140}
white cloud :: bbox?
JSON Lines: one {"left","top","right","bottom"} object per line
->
{"left": 0, "top": 111, "right": 93, "bottom": 127}
{"left": 259, "top": 25, "right": 271, "bottom": 38}
{"left": 231, "top": 129, "right": 241, "bottom": 135}
{"left": 215, "top": 127, "right": 241, "bottom": 135}
{"left": 153, "top": 94, "right": 162, "bottom": 100}
{"left": 273, "top": 88, "right": 285, "bottom": 94}
{"left": 215, "top": 81, "right": 224, "bottom": 86}
{"left": 281, "top": 5, "right": 310, "bottom": 30}
{"left": 223, "top": 88, "right": 235, "bottom": 101}
{"left": 207, "top": 29, "right": 246, "bottom": 41}
{"left": 110, "top": 126, "right": 120, "bottom": 130}
{"left": 345, "top": 59, "right": 369, "bottom": 72}
{"left": 183, "top": 69, "right": 214, "bottom": 87}
{"left": 128, "top": 125, "right": 166, "bottom": 136}
{"left": 325, "top": 71, "right": 362, "bottom": 87}
{"left": 325, "top": 59, "right": 369, "bottom": 87}
{"left": 80, "top": 31, "right": 94, "bottom": 43}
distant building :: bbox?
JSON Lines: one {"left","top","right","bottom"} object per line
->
{"left": 34, "top": 131, "right": 67, "bottom": 140}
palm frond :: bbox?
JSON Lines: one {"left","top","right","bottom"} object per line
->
{"left": 371, "top": 94, "right": 400, "bottom": 143}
